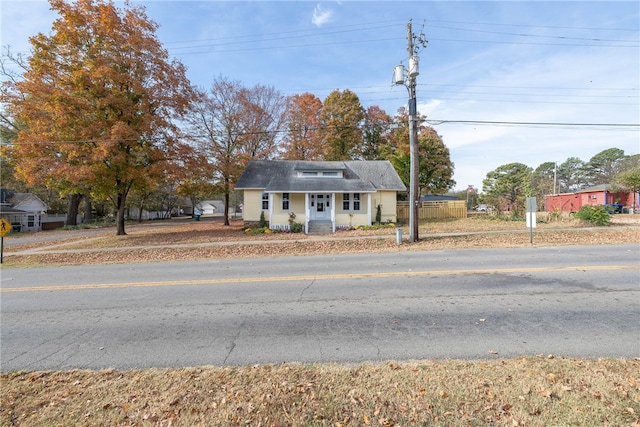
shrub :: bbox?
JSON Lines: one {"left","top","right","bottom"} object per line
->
{"left": 290, "top": 222, "right": 304, "bottom": 233}
{"left": 259, "top": 211, "right": 267, "bottom": 228}
{"left": 375, "top": 205, "right": 382, "bottom": 224}
{"left": 573, "top": 205, "right": 611, "bottom": 226}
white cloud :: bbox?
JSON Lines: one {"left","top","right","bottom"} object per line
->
{"left": 311, "top": 4, "right": 333, "bottom": 27}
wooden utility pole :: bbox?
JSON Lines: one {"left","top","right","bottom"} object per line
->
{"left": 407, "top": 21, "right": 420, "bottom": 242}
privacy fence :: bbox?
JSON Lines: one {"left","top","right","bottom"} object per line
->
{"left": 396, "top": 200, "right": 467, "bottom": 222}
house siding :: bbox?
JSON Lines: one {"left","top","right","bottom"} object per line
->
{"left": 243, "top": 190, "right": 265, "bottom": 222}
{"left": 545, "top": 189, "right": 639, "bottom": 212}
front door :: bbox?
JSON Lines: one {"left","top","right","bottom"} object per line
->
{"left": 310, "top": 194, "right": 331, "bottom": 220}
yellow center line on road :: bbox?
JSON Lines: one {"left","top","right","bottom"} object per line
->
{"left": 1, "top": 264, "right": 638, "bottom": 293}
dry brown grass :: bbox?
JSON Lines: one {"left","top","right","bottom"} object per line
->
{"left": 3, "top": 215, "right": 639, "bottom": 267}
{"left": 2, "top": 357, "right": 639, "bottom": 426}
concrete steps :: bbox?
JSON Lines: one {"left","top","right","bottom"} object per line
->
{"left": 307, "top": 220, "right": 333, "bottom": 235}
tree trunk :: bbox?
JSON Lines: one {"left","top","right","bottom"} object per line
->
{"left": 83, "top": 196, "right": 93, "bottom": 222}
{"left": 223, "top": 178, "right": 230, "bottom": 226}
{"left": 116, "top": 192, "right": 127, "bottom": 235}
{"left": 66, "top": 193, "right": 82, "bottom": 226}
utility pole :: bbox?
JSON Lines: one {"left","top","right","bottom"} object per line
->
{"left": 393, "top": 20, "right": 426, "bottom": 243}
{"left": 407, "top": 21, "right": 420, "bottom": 243}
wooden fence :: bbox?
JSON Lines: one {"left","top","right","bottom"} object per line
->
{"left": 396, "top": 200, "right": 467, "bottom": 222}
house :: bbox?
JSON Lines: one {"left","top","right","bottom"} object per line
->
{"left": 0, "top": 191, "right": 49, "bottom": 232}
{"left": 544, "top": 184, "right": 639, "bottom": 213}
{"left": 235, "top": 160, "right": 406, "bottom": 233}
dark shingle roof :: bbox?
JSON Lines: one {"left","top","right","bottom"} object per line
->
{"left": 235, "top": 160, "right": 406, "bottom": 193}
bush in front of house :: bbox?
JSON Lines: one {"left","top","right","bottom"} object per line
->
{"left": 289, "top": 222, "right": 304, "bottom": 233}
{"left": 259, "top": 211, "right": 267, "bottom": 228}
{"left": 573, "top": 205, "right": 611, "bottom": 226}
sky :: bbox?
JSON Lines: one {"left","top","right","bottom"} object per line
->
{"left": 2, "top": 0, "right": 639, "bottom": 192}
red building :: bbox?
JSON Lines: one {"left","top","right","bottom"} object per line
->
{"left": 544, "top": 184, "right": 639, "bottom": 213}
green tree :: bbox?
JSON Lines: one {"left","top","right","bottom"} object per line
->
{"left": 557, "top": 157, "right": 586, "bottom": 193}
{"left": 585, "top": 148, "right": 626, "bottom": 186}
{"left": 611, "top": 166, "right": 640, "bottom": 210}
{"left": 532, "top": 161, "right": 556, "bottom": 208}
{"left": 390, "top": 110, "right": 455, "bottom": 197}
{"left": 4, "top": 0, "right": 194, "bottom": 235}
{"left": 482, "top": 163, "right": 533, "bottom": 215}
{"left": 319, "top": 89, "right": 364, "bottom": 160}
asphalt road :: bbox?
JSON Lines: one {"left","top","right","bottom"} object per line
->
{"left": 1, "top": 244, "right": 638, "bottom": 371}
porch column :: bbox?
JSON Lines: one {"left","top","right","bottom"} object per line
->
{"left": 268, "top": 193, "right": 273, "bottom": 228}
{"left": 304, "top": 193, "right": 309, "bottom": 234}
{"left": 331, "top": 193, "right": 336, "bottom": 232}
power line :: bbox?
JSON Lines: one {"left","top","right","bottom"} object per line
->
{"left": 426, "top": 119, "right": 640, "bottom": 128}
{"left": 4, "top": 121, "right": 638, "bottom": 147}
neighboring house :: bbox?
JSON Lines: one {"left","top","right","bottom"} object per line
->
{"left": 544, "top": 184, "right": 639, "bottom": 213}
{"left": 235, "top": 160, "right": 406, "bottom": 233}
{"left": 0, "top": 192, "right": 49, "bottom": 232}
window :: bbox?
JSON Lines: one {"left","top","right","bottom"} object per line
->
{"left": 302, "top": 171, "right": 318, "bottom": 177}
{"left": 261, "top": 192, "right": 269, "bottom": 210}
{"left": 342, "top": 193, "right": 361, "bottom": 211}
{"left": 27, "top": 215, "right": 35, "bottom": 227}
{"left": 282, "top": 193, "right": 290, "bottom": 210}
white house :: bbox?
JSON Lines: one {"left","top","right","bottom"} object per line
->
{"left": 0, "top": 192, "right": 49, "bottom": 232}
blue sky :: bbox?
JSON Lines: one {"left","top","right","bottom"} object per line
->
{"left": 2, "top": 1, "right": 639, "bottom": 192}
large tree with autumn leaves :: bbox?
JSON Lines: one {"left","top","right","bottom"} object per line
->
{"left": 3, "top": 0, "right": 194, "bottom": 235}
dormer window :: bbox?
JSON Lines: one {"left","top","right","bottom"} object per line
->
{"left": 298, "top": 170, "right": 343, "bottom": 178}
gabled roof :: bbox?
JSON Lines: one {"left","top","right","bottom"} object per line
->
{"left": 235, "top": 160, "right": 406, "bottom": 193}
{"left": 7, "top": 193, "right": 49, "bottom": 211}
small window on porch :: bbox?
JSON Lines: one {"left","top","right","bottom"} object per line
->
{"left": 342, "top": 193, "right": 361, "bottom": 211}
{"left": 282, "top": 193, "right": 290, "bottom": 210}
{"left": 261, "top": 192, "right": 269, "bottom": 210}
{"left": 342, "top": 193, "right": 350, "bottom": 210}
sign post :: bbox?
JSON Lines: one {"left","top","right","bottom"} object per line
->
{"left": 526, "top": 197, "right": 537, "bottom": 244}
{"left": 0, "top": 218, "right": 13, "bottom": 264}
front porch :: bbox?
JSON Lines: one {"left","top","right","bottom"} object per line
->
{"left": 267, "top": 192, "right": 375, "bottom": 234}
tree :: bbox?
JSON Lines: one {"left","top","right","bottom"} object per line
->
{"left": 531, "top": 161, "right": 556, "bottom": 208}
{"left": 188, "top": 77, "right": 282, "bottom": 225}
{"left": 173, "top": 145, "right": 217, "bottom": 218}
{"left": 4, "top": 0, "right": 194, "bottom": 235}
{"left": 360, "top": 105, "right": 394, "bottom": 160}
{"left": 237, "top": 83, "right": 287, "bottom": 161}
{"left": 611, "top": 166, "right": 640, "bottom": 210}
{"left": 482, "top": 163, "right": 533, "bottom": 215}
{"left": 319, "top": 89, "right": 364, "bottom": 160}
{"left": 390, "top": 109, "right": 455, "bottom": 197}
{"left": 585, "top": 148, "right": 626, "bottom": 186}
{"left": 281, "top": 93, "right": 324, "bottom": 160}
{"left": 557, "top": 157, "right": 586, "bottom": 193}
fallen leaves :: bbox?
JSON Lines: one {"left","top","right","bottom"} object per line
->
{"left": 5, "top": 218, "right": 640, "bottom": 267}
{"left": 3, "top": 357, "right": 639, "bottom": 426}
